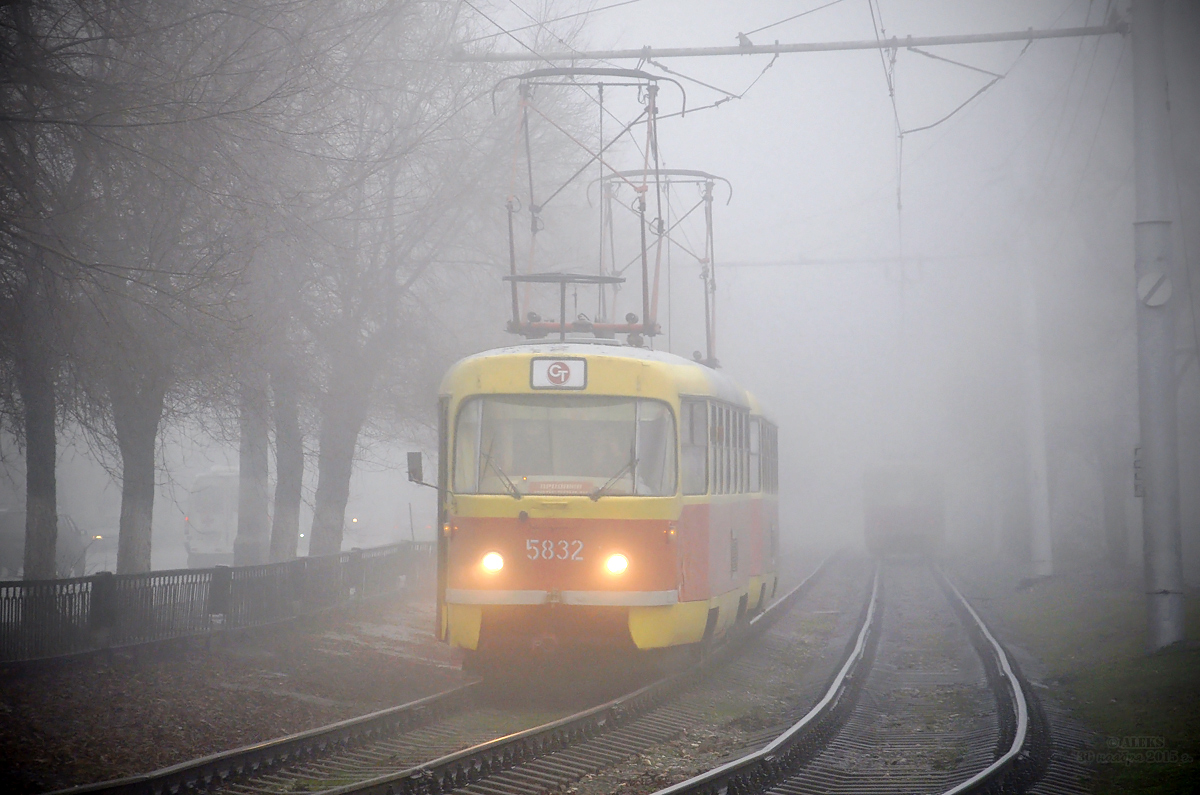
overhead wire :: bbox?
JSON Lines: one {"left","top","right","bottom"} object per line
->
{"left": 780, "top": 0, "right": 1095, "bottom": 251}
{"left": 528, "top": 103, "right": 650, "bottom": 210}
{"left": 666, "top": 179, "right": 672, "bottom": 352}
{"left": 1062, "top": 38, "right": 1127, "bottom": 213}
{"left": 489, "top": 2, "right": 682, "bottom": 334}
{"left": 903, "top": 0, "right": 1087, "bottom": 142}
{"left": 869, "top": 2, "right": 1114, "bottom": 284}
{"left": 610, "top": 194, "right": 708, "bottom": 274}
{"left": 646, "top": 54, "right": 779, "bottom": 120}
{"left": 500, "top": 0, "right": 653, "bottom": 165}
{"left": 1033, "top": 35, "right": 1128, "bottom": 302}
{"left": 866, "top": 0, "right": 902, "bottom": 209}
{"left": 504, "top": 0, "right": 620, "bottom": 68}
{"left": 646, "top": 58, "right": 739, "bottom": 98}
{"left": 461, "top": 0, "right": 554, "bottom": 66}
{"left": 866, "top": 0, "right": 905, "bottom": 276}
{"left": 666, "top": 0, "right": 846, "bottom": 124}
{"left": 899, "top": 67, "right": 1014, "bottom": 136}
{"left": 460, "top": 0, "right": 655, "bottom": 300}
{"left": 459, "top": 0, "right": 645, "bottom": 44}
{"left": 1041, "top": 8, "right": 1106, "bottom": 183}
{"left": 458, "top": 0, "right": 641, "bottom": 135}
{"left": 906, "top": 47, "right": 1004, "bottom": 79}
{"left": 1037, "top": 0, "right": 1099, "bottom": 182}
{"left": 741, "top": 0, "right": 850, "bottom": 40}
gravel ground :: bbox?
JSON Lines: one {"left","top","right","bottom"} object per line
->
{"left": 0, "top": 594, "right": 465, "bottom": 794}
{"left": 566, "top": 555, "right": 874, "bottom": 795}
{"left": 800, "top": 563, "right": 998, "bottom": 784}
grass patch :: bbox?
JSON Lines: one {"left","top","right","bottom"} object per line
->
{"left": 991, "top": 573, "right": 1200, "bottom": 794}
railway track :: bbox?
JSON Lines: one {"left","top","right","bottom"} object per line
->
{"left": 54, "top": 554, "right": 850, "bottom": 795}
{"left": 649, "top": 560, "right": 1047, "bottom": 795}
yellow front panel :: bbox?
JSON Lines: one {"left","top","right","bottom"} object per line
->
{"left": 628, "top": 600, "right": 711, "bottom": 648}
{"left": 627, "top": 586, "right": 749, "bottom": 649}
{"left": 446, "top": 603, "right": 483, "bottom": 650}
{"left": 712, "top": 587, "right": 745, "bottom": 637}
{"left": 747, "top": 575, "right": 764, "bottom": 610}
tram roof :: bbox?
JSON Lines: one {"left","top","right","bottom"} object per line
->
{"left": 440, "top": 342, "right": 769, "bottom": 417}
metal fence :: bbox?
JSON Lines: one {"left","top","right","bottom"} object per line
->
{"left": 0, "top": 541, "right": 434, "bottom": 664}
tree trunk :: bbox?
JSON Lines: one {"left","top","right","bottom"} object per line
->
{"left": 269, "top": 368, "right": 303, "bottom": 561}
{"left": 110, "top": 370, "right": 168, "bottom": 574}
{"left": 15, "top": 325, "right": 57, "bottom": 580}
{"left": 234, "top": 375, "right": 271, "bottom": 565}
{"left": 309, "top": 380, "right": 370, "bottom": 557}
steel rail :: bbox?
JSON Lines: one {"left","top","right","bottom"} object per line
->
{"left": 936, "top": 568, "right": 1032, "bottom": 795}
{"left": 51, "top": 555, "right": 838, "bottom": 795}
{"left": 48, "top": 683, "right": 480, "bottom": 795}
{"left": 650, "top": 566, "right": 882, "bottom": 795}
{"left": 315, "top": 554, "right": 838, "bottom": 795}
{"left": 645, "top": 562, "right": 1036, "bottom": 795}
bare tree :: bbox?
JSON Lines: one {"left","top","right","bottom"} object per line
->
{"left": 2, "top": 0, "right": 582, "bottom": 573}
{"left": 2, "top": 1, "right": 319, "bottom": 572}
{"left": 245, "top": 4, "right": 514, "bottom": 556}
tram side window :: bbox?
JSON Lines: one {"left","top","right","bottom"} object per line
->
{"left": 765, "top": 423, "right": 778, "bottom": 494}
{"left": 740, "top": 412, "right": 749, "bottom": 493}
{"left": 454, "top": 399, "right": 481, "bottom": 493}
{"left": 715, "top": 408, "right": 724, "bottom": 494}
{"left": 771, "top": 425, "right": 777, "bottom": 493}
{"left": 681, "top": 400, "right": 708, "bottom": 495}
{"left": 732, "top": 410, "right": 741, "bottom": 493}
{"left": 715, "top": 406, "right": 723, "bottom": 494}
{"left": 733, "top": 408, "right": 740, "bottom": 493}
{"left": 722, "top": 406, "right": 731, "bottom": 494}
{"left": 710, "top": 404, "right": 719, "bottom": 494}
{"left": 749, "top": 419, "right": 761, "bottom": 492}
{"left": 710, "top": 404, "right": 721, "bottom": 494}
{"left": 740, "top": 411, "right": 750, "bottom": 493}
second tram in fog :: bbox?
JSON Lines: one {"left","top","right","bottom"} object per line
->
{"left": 862, "top": 463, "right": 944, "bottom": 555}
{"left": 435, "top": 342, "right": 779, "bottom": 661}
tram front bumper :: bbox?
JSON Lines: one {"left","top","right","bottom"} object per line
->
{"left": 442, "top": 589, "right": 719, "bottom": 652}
{"left": 445, "top": 588, "right": 678, "bottom": 606}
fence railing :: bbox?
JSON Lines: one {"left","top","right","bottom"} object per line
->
{"left": 0, "top": 541, "right": 435, "bottom": 664}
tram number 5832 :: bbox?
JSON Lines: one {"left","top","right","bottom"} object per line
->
{"left": 526, "top": 539, "right": 584, "bottom": 561}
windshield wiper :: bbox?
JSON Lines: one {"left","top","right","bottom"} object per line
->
{"left": 482, "top": 445, "right": 522, "bottom": 500}
{"left": 590, "top": 456, "right": 638, "bottom": 501}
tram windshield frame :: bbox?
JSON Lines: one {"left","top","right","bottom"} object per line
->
{"left": 453, "top": 395, "right": 677, "bottom": 497}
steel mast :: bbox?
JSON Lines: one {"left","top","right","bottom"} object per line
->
{"left": 1132, "top": 0, "right": 1184, "bottom": 651}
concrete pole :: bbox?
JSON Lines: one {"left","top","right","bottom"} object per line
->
{"left": 1010, "top": 75, "right": 1054, "bottom": 578}
{"left": 1020, "top": 262, "right": 1054, "bottom": 577}
{"left": 1132, "top": 0, "right": 1184, "bottom": 651}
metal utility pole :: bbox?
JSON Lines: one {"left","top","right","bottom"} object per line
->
{"left": 1019, "top": 262, "right": 1054, "bottom": 577}
{"left": 1132, "top": 0, "right": 1184, "bottom": 651}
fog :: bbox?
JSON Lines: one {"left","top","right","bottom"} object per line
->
{"left": 2, "top": 0, "right": 1198, "bottom": 586}
{"left": 567, "top": 0, "right": 1200, "bottom": 580}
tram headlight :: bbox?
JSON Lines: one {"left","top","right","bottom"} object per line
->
{"left": 605, "top": 553, "right": 629, "bottom": 575}
{"left": 481, "top": 551, "right": 504, "bottom": 572}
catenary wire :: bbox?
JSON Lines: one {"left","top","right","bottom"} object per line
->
{"left": 645, "top": 54, "right": 780, "bottom": 121}
{"left": 458, "top": 0, "right": 644, "bottom": 44}
{"left": 1037, "top": 0, "right": 1098, "bottom": 181}
{"left": 741, "top": 0, "right": 850, "bottom": 40}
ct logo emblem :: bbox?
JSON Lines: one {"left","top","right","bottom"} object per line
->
{"left": 546, "top": 361, "right": 571, "bottom": 385}
{"left": 531, "top": 357, "right": 586, "bottom": 389}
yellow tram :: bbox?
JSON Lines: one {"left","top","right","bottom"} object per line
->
{"left": 434, "top": 342, "right": 779, "bottom": 661}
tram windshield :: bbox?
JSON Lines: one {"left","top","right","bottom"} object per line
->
{"left": 453, "top": 396, "right": 676, "bottom": 497}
